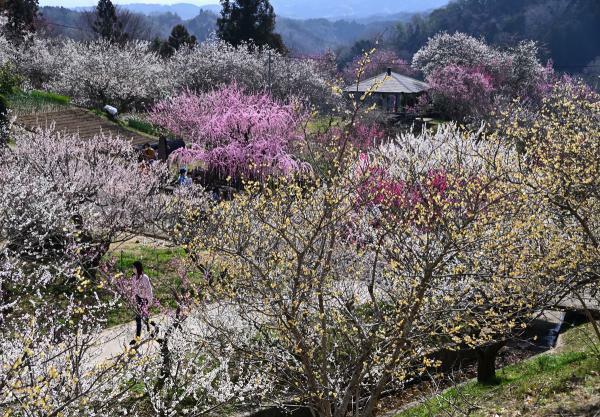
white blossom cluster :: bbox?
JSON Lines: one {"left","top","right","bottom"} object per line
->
{"left": 168, "top": 39, "right": 335, "bottom": 106}
{"left": 47, "top": 39, "right": 170, "bottom": 111}
{"left": 412, "top": 32, "right": 506, "bottom": 76}
{"left": 412, "top": 32, "right": 549, "bottom": 97}
{"left": 0, "top": 126, "right": 263, "bottom": 416}
{"left": 0, "top": 127, "right": 170, "bottom": 282}
{"left": 0, "top": 35, "right": 335, "bottom": 112}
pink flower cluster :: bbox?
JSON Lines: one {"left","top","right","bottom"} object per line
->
{"left": 150, "top": 85, "right": 309, "bottom": 180}
{"left": 425, "top": 64, "right": 496, "bottom": 120}
{"left": 355, "top": 154, "right": 450, "bottom": 218}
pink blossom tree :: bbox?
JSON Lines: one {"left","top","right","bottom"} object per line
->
{"left": 423, "top": 64, "right": 496, "bottom": 122}
{"left": 412, "top": 33, "right": 554, "bottom": 121}
{"left": 150, "top": 85, "right": 310, "bottom": 181}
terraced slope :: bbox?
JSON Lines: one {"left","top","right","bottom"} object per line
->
{"left": 17, "top": 108, "right": 156, "bottom": 147}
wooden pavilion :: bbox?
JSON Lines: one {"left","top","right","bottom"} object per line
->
{"left": 344, "top": 68, "right": 430, "bottom": 113}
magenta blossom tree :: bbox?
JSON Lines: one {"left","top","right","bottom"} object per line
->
{"left": 355, "top": 152, "right": 453, "bottom": 221}
{"left": 424, "top": 64, "right": 496, "bottom": 122}
{"left": 150, "top": 85, "right": 310, "bottom": 181}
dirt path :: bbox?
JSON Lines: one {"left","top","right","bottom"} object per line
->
{"left": 91, "top": 302, "right": 239, "bottom": 364}
{"left": 16, "top": 108, "right": 156, "bottom": 147}
{"left": 93, "top": 314, "right": 167, "bottom": 363}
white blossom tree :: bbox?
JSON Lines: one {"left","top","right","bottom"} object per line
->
{"left": 45, "top": 39, "right": 170, "bottom": 112}
{"left": 0, "top": 127, "right": 170, "bottom": 280}
{"left": 168, "top": 39, "right": 336, "bottom": 107}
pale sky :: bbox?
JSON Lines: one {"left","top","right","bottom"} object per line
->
{"left": 40, "top": 0, "right": 216, "bottom": 7}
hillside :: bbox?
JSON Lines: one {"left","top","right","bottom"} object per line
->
{"left": 396, "top": 323, "right": 600, "bottom": 417}
{"left": 111, "top": 1, "right": 448, "bottom": 20}
{"left": 393, "top": 0, "right": 600, "bottom": 71}
{"left": 268, "top": 0, "right": 448, "bottom": 19}
{"left": 116, "top": 3, "right": 221, "bottom": 19}
{"left": 40, "top": 0, "right": 599, "bottom": 68}
{"left": 39, "top": 6, "right": 406, "bottom": 54}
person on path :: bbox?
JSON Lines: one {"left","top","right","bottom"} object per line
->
{"left": 177, "top": 168, "right": 192, "bottom": 186}
{"left": 130, "top": 261, "right": 154, "bottom": 345}
{"left": 142, "top": 143, "right": 157, "bottom": 163}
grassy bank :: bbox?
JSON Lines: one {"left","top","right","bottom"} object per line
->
{"left": 8, "top": 90, "right": 70, "bottom": 115}
{"left": 396, "top": 323, "right": 600, "bottom": 417}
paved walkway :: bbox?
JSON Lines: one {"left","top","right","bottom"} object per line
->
{"left": 16, "top": 108, "right": 156, "bottom": 147}
{"left": 555, "top": 291, "right": 599, "bottom": 313}
{"left": 93, "top": 315, "right": 164, "bottom": 364}
{"left": 91, "top": 303, "right": 238, "bottom": 365}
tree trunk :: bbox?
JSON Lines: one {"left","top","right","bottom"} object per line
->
{"left": 476, "top": 341, "right": 505, "bottom": 384}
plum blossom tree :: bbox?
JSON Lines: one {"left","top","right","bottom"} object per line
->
{"left": 363, "top": 127, "right": 569, "bottom": 385}
{"left": 1, "top": 171, "right": 258, "bottom": 415}
{"left": 0, "top": 295, "right": 141, "bottom": 416}
{"left": 504, "top": 40, "right": 554, "bottom": 100}
{"left": 45, "top": 39, "right": 169, "bottom": 112}
{"left": 425, "top": 64, "right": 496, "bottom": 122}
{"left": 0, "top": 34, "right": 336, "bottom": 111}
{"left": 412, "top": 32, "right": 507, "bottom": 78}
{"left": 175, "top": 113, "right": 562, "bottom": 415}
{"left": 412, "top": 33, "right": 552, "bottom": 121}
{"left": 167, "top": 39, "right": 335, "bottom": 107}
{"left": 150, "top": 85, "right": 309, "bottom": 181}
{"left": 0, "top": 257, "right": 261, "bottom": 416}
{"left": 101, "top": 261, "right": 267, "bottom": 417}
{"left": 0, "top": 127, "right": 170, "bottom": 280}
{"left": 0, "top": 35, "right": 61, "bottom": 89}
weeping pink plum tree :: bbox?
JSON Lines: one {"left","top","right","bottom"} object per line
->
{"left": 150, "top": 85, "right": 309, "bottom": 181}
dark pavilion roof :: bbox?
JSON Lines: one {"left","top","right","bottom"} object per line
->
{"left": 345, "top": 70, "right": 430, "bottom": 94}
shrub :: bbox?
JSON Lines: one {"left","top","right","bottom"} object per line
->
{"left": 0, "top": 63, "right": 22, "bottom": 96}
{"left": 127, "top": 118, "right": 157, "bottom": 136}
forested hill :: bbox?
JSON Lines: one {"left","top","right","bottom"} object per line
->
{"left": 39, "top": 6, "right": 404, "bottom": 54}
{"left": 394, "top": 0, "right": 600, "bottom": 71}
{"left": 40, "top": 0, "right": 599, "bottom": 70}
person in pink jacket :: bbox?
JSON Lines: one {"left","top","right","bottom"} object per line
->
{"left": 131, "top": 261, "right": 154, "bottom": 345}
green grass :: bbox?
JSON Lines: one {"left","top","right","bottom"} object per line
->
{"left": 105, "top": 244, "right": 188, "bottom": 326}
{"left": 29, "top": 90, "right": 70, "bottom": 105}
{"left": 126, "top": 118, "right": 158, "bottom": 136}
{"left": 396, "top": 323, "right": 600, "bottom": 417}
{"left": 306, "top": 115, "right": 343, "bottom": 133}
{"left": 8, "top": 90, "right": 71, "bottom": 115}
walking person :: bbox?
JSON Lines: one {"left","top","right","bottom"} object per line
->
{"left": 130, "top": 260, "right": 154, "bottom": 345}
{"left": 177, "top": 168, "right": 192, "bottom": 186}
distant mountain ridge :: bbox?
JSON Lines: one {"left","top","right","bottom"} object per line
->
{"left": 271, "top": 0, "right": 449, "bottom": 19}
{"left": 114, "top": 3, "right": 220, "bottom": 20}
{"left": 43, "top": 4, "right": 409, "bottom": 54}
{"left": 109, "top": 1, "right": 449, "bottom": 20}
